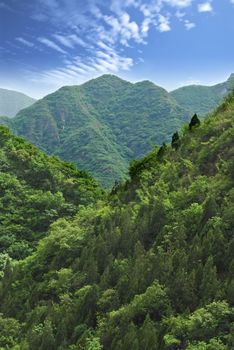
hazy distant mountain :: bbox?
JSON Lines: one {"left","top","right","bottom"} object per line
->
{"left": 0, "top": 88, "right": 36, "bottom": 117}
{"left": 171, "top": 73, "right": 234, "bottom": 115}
{"left": 3, "top": 75, "right": 189, "bottom": 187}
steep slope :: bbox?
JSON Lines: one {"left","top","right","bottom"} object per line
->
{"left": 0, "top": 126, "right": 103, "bottom": 261}
{"left": 0, "top": 88, "right": 36, "bottom": 117}
{"left": 0, "top": 93, "right": 233, "bottom": 349}
{"left": 171, "top": 73, "right": 234, "bottom": 115}
{"left": 2, "top": 75, "right": 190, "bottom": 187}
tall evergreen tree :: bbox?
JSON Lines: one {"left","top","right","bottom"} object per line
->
{"left": 171, "top": 131, "right": 180, "bottom": 150}
{"left": 189, "top": 113, "right": 201, "bottom": 130}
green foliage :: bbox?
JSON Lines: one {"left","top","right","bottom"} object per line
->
{"left": 2, "top": 75, "right": 190, "bottom": 187}
{"left": 0, "top": 313, "right": 21, "bottom": 349}
{"left": 0, "top": 93, "right": 234, "bottom": 349}
{"left": 163, "top": 301, "right": 233, "bottom": 349}
{"left": 0, "top": 126, "right": 103, "bottom": 261}
{"left": 171, "top": 73, "right": 234, "bottom": 115}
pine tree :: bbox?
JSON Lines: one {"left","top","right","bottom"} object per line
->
{"left": 200, "top": 257, "right": 220, "bottom": 303}
{"left": 171, "top": 132, "right": 180, "bottom": 150}
{"left": 139, "top": 314, "right": 158, "bottom": 350}
{"left": 189, "top": 113, "right": 200, "bottom": 130}
{"left": 122, "top": 322, "right": 139, "bottom": 350}
{"left": 157, "top": 143, "right": 167, "bottom": 159}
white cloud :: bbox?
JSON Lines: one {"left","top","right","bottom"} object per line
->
{"left": 198, "top": 2, "right": 213, "bottom": 12}
{"left": 53, "top": 34, "right": 87, "bottom": 49}
{"left": 175, "top": 10, "right": 186, "bottom": 19}
{"left": 16, "top": 37, "right": 35, "bottom": 47}
{"left": 103, "top": 12, "right": 143, "bottom": 46}
{"left": 21, "top": 0, "right": 205, "bottom": 93}
{"left": 184, "top": 20, "right": 196, "bottom": 29}
{"left": 38, "top": 37, "right": 67, "bottom": 54}
{"left": 163, "top": 0, "right": 192, "bottom": 8}
{"left": 158, "top": 15, "right": 171, "bottom": 32}
{"left": 30, "top": 44, "right": 133, "bottom": 89}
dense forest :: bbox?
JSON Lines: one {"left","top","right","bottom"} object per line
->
{"left": 0, "top": 126, "right": 103, "bottom": 262}
{"left": 1, "top": 74, "right": 233, "bottom": 188}
{"left": 0, "top": 75, "right": 189, "bottom": 188}
{"left": 0, "top": 89, "right": 233, "bottom": 349}
{"left": 171, "top": 73, "right": 234, "bottom": 115}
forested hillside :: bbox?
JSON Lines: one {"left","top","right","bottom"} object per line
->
{"left": 0, "top": 75, "right": 190, "bottom": 188}
{"left": 0, "top": 88, "right": 36, "bottom": 118}
{"left": 171, "top": 73, "right": 234, "bottom": 115}
{"left": 0, "top": 126, "right": 103, "bottom": 263}
{"left": 1, "top": 74, "right": 233, "bottom": 188}
{"left": 0, "top": 91, "right": 233, "bottom": 349}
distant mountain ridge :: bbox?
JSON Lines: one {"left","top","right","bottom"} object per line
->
{"left": 0, "top": 75, "right": 190, "bottom": 187}
{"left": 170, "top": 73, "right": 234, "bottom": 115}
{"left": 0, "top": 73, "right": 233, "bottom": 187}
{"left": 0, "top": 88, "right": 36, "bottom": 117}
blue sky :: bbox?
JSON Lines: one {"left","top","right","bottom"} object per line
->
{"left": 0, "top": 0, "right": 234, "bottom": 98}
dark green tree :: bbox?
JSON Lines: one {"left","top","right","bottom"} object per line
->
{"left": 189, "top": 113, "right": 200, "bottom": 130}
{"left": 139, "top": 314, "right": 158, "bottom": 350}
{"left": 157, "top": 143, "right": 167, "bottom": 159}
{"left": 171, "top": 132, "right": 180, "bottom": 150}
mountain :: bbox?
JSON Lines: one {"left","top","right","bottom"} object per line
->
{"left": 0, "top": 92, "right": 233, "bottom": 349}
{"left": 0, "top": 126, "right": 103, "bottom": 261}
{"left": 171, "top": 73, "right": 234, "bottom": 115}
{"left": 0, "top": 75, "right": 190, "bottom": 188}
{"left": 0, "top": 88, "right": 36, "bottom": 117}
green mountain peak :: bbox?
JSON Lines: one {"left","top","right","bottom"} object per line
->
{"left": 0, "top": 76, "right": 190, "bottom": 187}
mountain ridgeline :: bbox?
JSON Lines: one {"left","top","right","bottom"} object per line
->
{"left": 0, "top": 88, "right": 36, "bottom": 118}
{"left": 0, "top": 91, "right": 233, "bottom": 349}
{"left": 0, "top": 74, "right": 233, "bottom": 188}
{"left": 171, "top": 73, "right": 234, "bottom": 115}
{"left": 0, "top": 75, "right": 190, "bottom": 188}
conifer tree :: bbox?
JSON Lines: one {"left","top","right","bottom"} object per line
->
{"left": 157, "top": 143, "right": 167, "bottom": 159}
{"left": 171, "top": 132, "right": 180, "bottom": 150}
{"left": 139, "top": 314, "right": 158, "bottom": 350}
{"left": 189, "top": 113, "right": 200, "bottom": 130}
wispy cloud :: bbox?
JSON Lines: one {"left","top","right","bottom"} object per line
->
{"left": 163, "top": 0, "right": 193, "bottom": 8}
{"left": 18, "top": 0, "right": 208, "bottom": 90}
{"left": 184, "top": 20, "right": 196, "bottom": 30}
{"left": 38, "top": 37, "right": 67, "bottom": 54}
{"left": 53, "top": 34, "right": 87, "bottom": 49}
{"left": 16, "top": 37, "right": 35, "bottom": 48}
{"left": 0, "top": 2, "right": 13, "bottom": 11}
{"left": 30, "top": 41, "right": 133, "bottom": 88}
{"left": 198, "top": 2, "right": 213, "bottom": 12}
